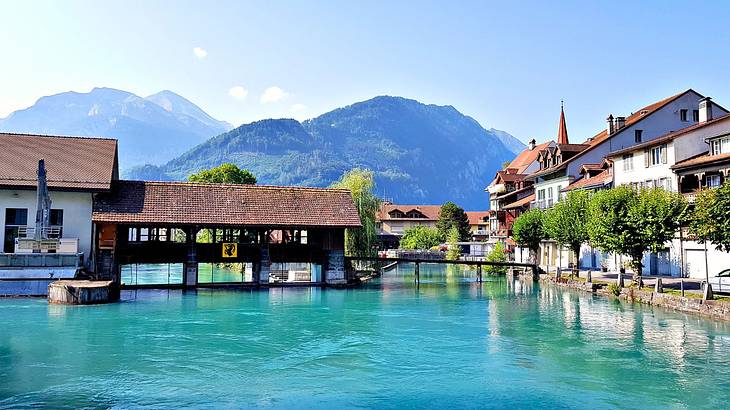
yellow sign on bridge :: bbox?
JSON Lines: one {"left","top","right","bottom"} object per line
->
{"left": 222, "top": 243, "right": 237, "bottom": 258}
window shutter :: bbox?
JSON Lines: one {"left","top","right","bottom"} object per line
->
{"left": 644, "top": 149, "right": 650, "bottom": 167}
{"left": 661, "top": 145, "right": 667, "bottom": 164}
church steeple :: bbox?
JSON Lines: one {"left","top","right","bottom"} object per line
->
{"left": 557, "top": 101, "right": 569, "bottom": 144}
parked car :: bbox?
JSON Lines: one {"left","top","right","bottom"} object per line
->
{"left": 707, "top": 269, "right": 730, "bottom": 294}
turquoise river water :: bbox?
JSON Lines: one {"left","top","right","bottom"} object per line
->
{"left": 2, "top": 264, "right": 730, "bottom": 409}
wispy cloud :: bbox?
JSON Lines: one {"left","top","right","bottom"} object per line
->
{"left": 193, "top": 47, "right": 208, "bottom": 59}
{"left": 228, "top": 86, "right": 249, "bottom": 100}
{"left": 260, "top": 86, "right": 289, "bottom": 103}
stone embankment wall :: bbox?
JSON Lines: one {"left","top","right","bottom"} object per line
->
{"left": 539, "top": 275, "right": 730, "bottom": 322}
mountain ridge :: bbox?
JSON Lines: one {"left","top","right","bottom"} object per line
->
{"left": 0, "top": 87, "right": 232, "bottom": 166}
{"left": 128, "top": 95, "right": 522, "bottom": 209}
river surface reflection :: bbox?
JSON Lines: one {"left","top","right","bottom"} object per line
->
{"left": 1, "top": 263, "right": 729, "bottom": 408}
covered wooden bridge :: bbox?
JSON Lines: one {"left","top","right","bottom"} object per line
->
{"left": 91, "top": 181, "right": 361, "bottom": 288}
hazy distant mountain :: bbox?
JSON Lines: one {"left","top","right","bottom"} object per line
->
{"left": 129, "top": 96, "right": 521, "bottom": 209}
{"left": 488, "top": 128, "right": 525, "bottom": 155}
{"left": 0, "top": 87, "right": 232, "bottom": 166}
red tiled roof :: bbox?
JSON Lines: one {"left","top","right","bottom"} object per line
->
{"left": 562, "top": 169, "right": 612, "bottom": 192}
{"left": 466, "top": 211, "right": 491, "bottom": 225}
{"left": 583, "top": 90, "right": 689, "bottom": 147}
{"left": 92, "top": 180, "right": 362, "bottom": 227}
{"left": 528, "top": 90, "right": 695, "bottom": 180}
{"left": 377, "top": 204, "right": 441, "bottom": 221}
{"left": 608, "top": 113, "right": 730, "bottom": 157}
{"left": 672, "top": 151, "right": 730, "bottom": 171}
{"left": 504, "top": 141, "right": 551, "bottom": 174}
{"left": 503, "top": 193, "right": 535, "bottom": 210}
{"left": 0, "top": 132, "right": 118, "bottom": 191}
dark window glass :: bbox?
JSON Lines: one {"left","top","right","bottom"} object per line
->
{"left": 693, "top": 110, "right": 700, "bottom": 122}
{"left": 4, "top": 208, "right": 28, "bottom": 226}
{"left": 680, "top": 109, "right": 688, "bottom": 121}
{"left": 50, "top": 209, "right": 63, "bottom": 226}
{"left": 635, "top": 129, "right": 643, "bottom": 143}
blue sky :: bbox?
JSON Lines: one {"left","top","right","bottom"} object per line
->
{"left": 2, "top": 0, "right": 730, "bottom": 143}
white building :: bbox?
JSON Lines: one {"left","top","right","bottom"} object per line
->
{"left": 524, "top": 90, "right": 728, "bottom": 273}
{"left": 0, "top": 133, "right": 119, "bottom": 270}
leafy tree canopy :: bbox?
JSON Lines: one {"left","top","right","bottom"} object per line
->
{"left": 330, "top": 168, "right": 381, "bottom": 257}
{"left": 512, "top": 209, "right": 546, "bottom": 264}
{"left": 543, "top": 191, "right": 590, "bottom": 267}
{"left": 188, "top": 163, "right": 256, "bottom": 184}
{"left": 400, "top": 225, "right": 443, "bottom": 250}
{"left": 587, "top": 186, "right": 687, "bottom": 275}
{"left": 446, "top": 226, "right": 461, "bottom": 261}
{"left": 436, "top": 201, "right": 471, "bottom": 241}
{"left": 485, "top": 242, "right": 508, "bottom": 274}
{"left": 690, "top": 181, "right": 730, "bottom": 253}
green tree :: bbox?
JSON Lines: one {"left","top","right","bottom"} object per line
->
{"left": 543, "top": 191, "right": 590, "bottom": 275}
{"left": 436, "top": 201, "right": 470, "bottom": 241}
{"left": 691, "top": 181, "right": 730, "bottom": 253}
{"left": 512, "top": 209, "right": 545, "bottom": 264}
{"left": 330, "top": 168, "right": 381, "bottom": 257}
{"left": 400, "top": 225, "right": 443, "bottom": 250}
{"left": 188, "top": 163, "right": 257, "bottom": 184}
{"left": 587, "top": 186, "right": 687, "bottom": 283}
{"left": 446, "top": 226, "right": 461, "bottom": 261}
{"left": 485, "top": 242, "right": 508, "bottom": 274}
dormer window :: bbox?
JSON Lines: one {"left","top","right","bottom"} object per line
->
{"left": 680, "top": 109, "right": 688, "bottom": 122}
{"left": 388, "top": 210, "right": 405, "bottom": 218}
{"left": 406, "top": 210, "right": 425, "bottom": 219}
{"left": 711, "top": 136, "right": 730, "bottom": 156}
{"left": 693, "top": 110, "right": 700, "bottom": 122}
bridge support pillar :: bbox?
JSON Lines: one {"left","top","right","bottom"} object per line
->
{"left": 478, "top": 265, "right": 483, "bottom": 283}
{"left": 414, "top": 262, "right": 420, "bottom": 285}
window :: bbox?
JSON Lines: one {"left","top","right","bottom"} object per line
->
{"left": 707, "top": 175, "right": 722, "bottom": 188}
{"left": 711, "top": 136, "right": 730, "bottom": 156}
{"left": 647, "top": 145, "right": 666, "bottom": 166}
{"left": 547, "top": 187, "right": 554, "bottom": 199}
{"left": 658, "top": 177, "right": 670, "bottom": 191}
{"left": 693, "top": 110, "right": 700, "bottom": 122}
{"left": 537, "top": 189, "right": 545, "bottom": 200}
{"left": 4, "top": 208, "right": 28, "bottom": 253}
{"left": 622, "top": 154, "right": 634, "bottom": 171}
{"left": 4, "top": 208, "right": 28, "bottom": 226}
{"left": 680, "top": 109, "right": 688, "bottom": 121}
{"left": 50, "top": 209, "right": 63, "bottom": 226}
{"left": 634, "top": 129, "right": 643, "bottom": 143}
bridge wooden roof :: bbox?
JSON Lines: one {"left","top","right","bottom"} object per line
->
{"left": 92, "top": 180, "right": 362, "bottom": 228}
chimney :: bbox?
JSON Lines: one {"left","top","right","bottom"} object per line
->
{"left": 529, "top": 138, "right": 536, "bottom": 150}
{"left": 606, "top": 114, "right": 615, "bottom": 135}
{"left": 614, "top": 116, "right": 626, "bottom": 130}
{"left": 699, "top": 97, "right": 713, "bottom": 122}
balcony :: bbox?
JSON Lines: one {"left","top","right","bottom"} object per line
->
{"left": 530, "top": 198, "right": 555, "bottom": 209}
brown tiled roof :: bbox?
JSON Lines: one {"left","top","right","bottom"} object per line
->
{"left": 608, "top": 113, "right": 730, "bottom": 157}
{"left": 378, "top": 204, "right": 441, "bottom": 221}
{"left": 562, "top": 169, "right": 612, "bottom": 192}
{"left": 466, "top": 211, "right": 491, "bottom": 225}
{"left": 0, "top": 133, "right": 118, "bottom": 190}
{"left": 92, "top": 180, "right": 362, "bottom": 227}
{"left": 503, "top": 193, "right": 535, "bottom": 210}
{"left": 528, "top": 91, "right": 695, "bottom": 180}
{"left": 672, "top": 152, "right": 730, "bottom": 171}
{"left": 504, "top": 141, "right": 551, "bottom": 174}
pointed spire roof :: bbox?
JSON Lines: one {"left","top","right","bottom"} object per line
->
{"left": 557, "top": 101, "right": 569, "bottom": 144}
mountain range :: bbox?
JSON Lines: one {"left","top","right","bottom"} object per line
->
{"left": 0, "top": 88, "right": 232, "bottom": 166}
{"left": 0, "top": 89, "right": 523, "bottom": 209}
